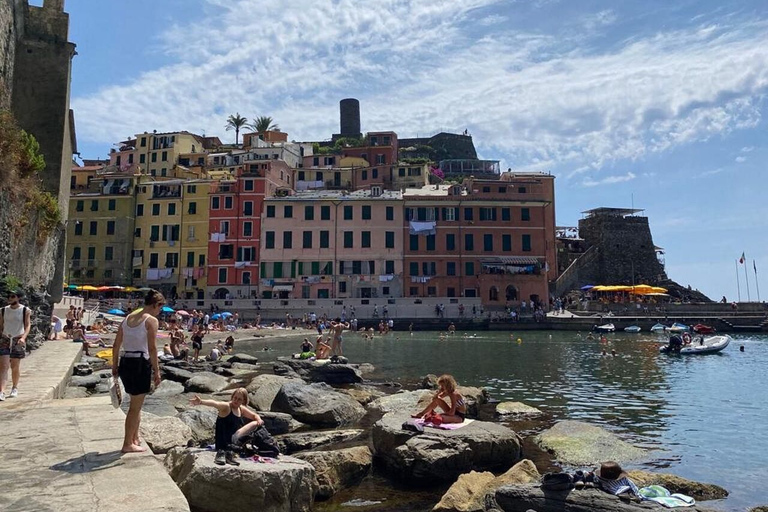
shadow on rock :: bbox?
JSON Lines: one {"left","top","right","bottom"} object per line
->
{"left": 50, "top": 450, "right": 123, "bottom": 473}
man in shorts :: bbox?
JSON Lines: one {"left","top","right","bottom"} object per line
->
{"left": 0, "top": 290, "right": 32, "bottom": 400}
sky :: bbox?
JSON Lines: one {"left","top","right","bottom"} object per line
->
{"left": 59, "top": 0, "right": 767, "bottom": 301}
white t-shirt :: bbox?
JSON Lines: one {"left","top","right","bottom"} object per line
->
{"left": 3, "top": 306, "right": 27, "bottom": 337}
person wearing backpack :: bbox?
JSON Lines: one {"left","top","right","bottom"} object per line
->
{"left": 0, "top": 290, "right": 32, "bottom": 401}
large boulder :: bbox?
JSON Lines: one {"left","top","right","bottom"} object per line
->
{"left": 161, "top": 365, "right": 194, "bottom": 383}
{"left": 177, "top": 408, "right": 219, "bottom": 444}
{"left": 258, "top": 411, "right": 305, "bottom": 435}
{"left": 294, "top": 446, "right": 373, "bottom": 500}
{"left": 372, "top": 412, "right": 522, "bottom": 482}
{"left": 185, "top": 372, "right": 230, "bottom": 393}
{"left": 496, "top": 402, "right": 543, "bottom": 417}
{"left": 164, "top": 447, "right": 315, "bottom": 512}
{"left": 247, "top": 374, "right": 300, "bottom": 411}
{"left": 272, "top": 382, "right": 366, "bottom": 428}
{"left": 276, "top": 358, "right": 364, "bottom": 384}
{"left": 368, "top": 390, "right": 433, "bottom": 416}
{"left": 491, "top": 484, "right": 720, "bottom": 512}
{"left": 434, "top": 459, "right": 540, "bottom": 512}
{"left": 69, "top": 375, "right": 101, "bottom": 389}
{"left": 153, "top": 379, "right": 185, "bottom": 397}
{"left": 276, "top": 429, "right": 367, "bottom": 455}
{"left": 535, "top": 421, "right": 647, "bottom": 466}
{"left": 63, "top": 386, "right": 89, "bottom": 398}
{"left": 627, "top": 470, "right": 728, "bottom": 501}
{"left": 140, "top": 413, "right": 193, "bottom": 454}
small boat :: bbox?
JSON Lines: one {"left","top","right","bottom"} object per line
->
{"left": 660, "top": 335, "right": 731, "bottom": 355}
{"left": 666, "top": 322, "right": 690, "bottom": 334}
{"left": 650, "top": 323, "right": 667, "bottom": 333}
{"left": 624, "top": 325, "right": 641, "bottom": 333}
{"left": 693, "top": 324, "right": 716, "bottom": 334}
{"left": 595, "top": 323, "right": 615, "bottom": 332}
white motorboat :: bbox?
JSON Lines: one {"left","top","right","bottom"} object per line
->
{"left": 650, "top": 323, "right": 667, "bottom": 333}
{"left": 624, "top": 325, "right": 641, "bottom": 333}
{"left": 660, "top": 335, "right": 731, "bottom": 355}
{"left": 595, "top": 323, "right": 615, "bottom": 332}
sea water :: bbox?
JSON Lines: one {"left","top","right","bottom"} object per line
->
{"left": 240, "top": 331, "right": 768, "bottom": 511}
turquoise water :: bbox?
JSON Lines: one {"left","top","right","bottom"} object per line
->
{"left": 240, "top": 330, "right": 768, "bottom": 511}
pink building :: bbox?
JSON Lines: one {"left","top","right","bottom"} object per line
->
{"left": 259, "top": 188, "right": 404, "bottom": 299}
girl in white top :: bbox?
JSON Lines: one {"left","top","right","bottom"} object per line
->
{"left": 112, "top": 290, "right": 163, "bottom": 453}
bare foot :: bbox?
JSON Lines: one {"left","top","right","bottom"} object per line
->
{"left": 411, "top": 414, "right": 423, "bottom": 418}
{"left": 121, "top": 444, "right": 147, "bottom": 453}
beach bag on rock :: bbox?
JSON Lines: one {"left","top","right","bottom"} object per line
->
{"left": 243, "top": 425, "right": 280, "bottom": 458}
{"left": 541, "top": 472, "right": 574, "bottom": 491}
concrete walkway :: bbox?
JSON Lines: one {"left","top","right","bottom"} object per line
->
{"left": 0, "top": 342, "right": 190, "bottom": 512}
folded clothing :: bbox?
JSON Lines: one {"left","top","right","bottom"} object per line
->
{"left": 638, "top": 486, "right": 696, "bottom": 508}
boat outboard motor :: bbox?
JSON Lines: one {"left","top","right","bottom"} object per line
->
{"left": 668, "top": 335, "right": 683, "bottom": 353}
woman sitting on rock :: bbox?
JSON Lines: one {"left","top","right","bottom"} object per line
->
{"left": 189, "top": 388, "right": 264, "bottom": 466}
{"left": 411, "top": 374, "right": 467, "bottom": 424}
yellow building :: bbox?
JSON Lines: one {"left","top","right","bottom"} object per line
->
{"left": 133, "top": 177, "right": 210, "bottom": 298}
{"left": 67, "top": 174, "right": 137, "bottom": 286}
{"left": 133, "top": 131, "right": 206, "bottom": 179}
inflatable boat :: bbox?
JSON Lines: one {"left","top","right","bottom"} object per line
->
{"left": 660, "top": 335, "right": 731, "bottom": 355}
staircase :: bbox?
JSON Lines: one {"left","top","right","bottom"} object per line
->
{"left": 553, "top": 246, "right": 598, "bottom": 297}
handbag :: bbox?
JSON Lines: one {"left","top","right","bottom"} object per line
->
{"left": 108, "top": 377, "right": 123, "bottom": 408}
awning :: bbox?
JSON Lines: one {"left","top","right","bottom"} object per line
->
{"left": 482, "top": 256, "right": 539, "bottom": 265}
{"left": 271, "top": 285, "right": 294, "bottom": 292}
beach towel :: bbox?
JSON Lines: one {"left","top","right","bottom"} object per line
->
{"left": 638, "top": 486, "right": 696, "bottom": 508}
{"left": 417, "top": 418, "right": 475, "bottom": 430}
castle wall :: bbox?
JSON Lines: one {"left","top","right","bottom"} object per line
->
{"left": 0, "top": 0, "right": 24, "bottom": 109}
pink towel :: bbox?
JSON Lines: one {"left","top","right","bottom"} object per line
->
{"left": 416, "top": 418, "right": 474, "bottom": 430}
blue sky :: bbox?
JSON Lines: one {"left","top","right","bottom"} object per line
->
{"left": 62, "top": 0, "right": 767, "bottom": 301}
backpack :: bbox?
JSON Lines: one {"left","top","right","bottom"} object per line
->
{"left": 541, "top": 472, "right": 574, "bottom": 491}
{"left": 241, "top": 425, "right": 281, "bottom": 458}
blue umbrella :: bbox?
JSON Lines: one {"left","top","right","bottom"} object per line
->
{"left": 210, "top": 313, "right": 222, "bottom": 320}
{"left": 220, "top": 312, "right": 233, "bottom": 317}
{"left": 581, "top": 285, "right": 595, "bottom": 290}
{"left": 161, "top": 306, "right": 175, "bottom": 313}
{"left": 107, "top": 308, "right": 126, "bottom": 316}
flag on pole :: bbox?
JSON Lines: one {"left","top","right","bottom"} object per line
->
{"left": 739, "top": 252, "right": 745, "bottom": 264}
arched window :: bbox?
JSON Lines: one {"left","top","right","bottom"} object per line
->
{"left": 505, "top": 285, "right": 518, "bottom": 301}
{"left": 489, "top": 286, "right": 499, "bottom": 301}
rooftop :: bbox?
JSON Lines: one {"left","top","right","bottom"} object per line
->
{"left": 582, "top": 207, "right": 644, "bottom": 218}
{"left": 402, "top": 184, "right": 464, "bottom": 197}
{"left": 268, "top": 188, "right": 403, "bottom": 201}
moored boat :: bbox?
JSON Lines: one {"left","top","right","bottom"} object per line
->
{"left": 693, "top": 324, "right": 716, "bottom": 334}
{"left": 660, "top": 335, "right": 731, "bottom": 355}
{"left": 666, "top": 322, "right": 690, "bottom": 333}
{"left": 624, "top": 325, "right": 641, "bottom": 333}
{"left": 650, "top": 323, "right": 667, "bottom": 333}
{"left": 595, "top": 323, "right": 615, "bottom": 332}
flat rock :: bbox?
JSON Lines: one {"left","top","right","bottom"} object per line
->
{"left": 81, "top": 355, "right": 107, "bottom": 365}
{"left": 276, "top": 429, "right": 367, "bottom": 455}
{"left": 229, "top": 353, "right": 259, "bottom": 364}
{"left": 367, "top": 390, "right": 433, "bottom": 416}
{"left": 276, "top": 357, "right": 364, "bottom": 384}
{"left": 73, "top": 362, "right": 93, "bottom": 376}
{"left": 272, "top": 382, "right": 366, "bottom": 428}
{"left": 177, "top": 408, "right": 219, "bottom": 443}
{"left": 69, "top": 375, "right": 101, "bottom": 389}
{"left": 247, "top": 374, "right": 300, "bottom": 411}
{"left": 161, "top": 365, "right": 194, "bottom": 383}
{"left": 153, "top": 379, "right": 185, "bottom": 397}
{"left": 491, "top": 484, "right": 720, "bottom": 512}
{"left": 184, "top": 372, "right": 230, "bottom": 393}
{"left": 164, "top": 447, "right": 315, "bottom": 512}
{"left": 627, "top": 470, "right": 728, "bottom": 501}
{"left": 372, "top": 412, "right": 522, "bottom": 482}
{"left": 294, "top": 446, "right": 373, "bottom": 500}
{"left": 496, "top": 402, "right": 543, "bottom": 417}
{"left": 338, "top": 385, "right": 387, "bottom": 406}
{"left": 259, "top": 411, "right": 305, "bottom": 435}
{"left": 535, "top": 420, "right": 647, "bottom": 466}
{"left": 140, "top": 413, "right": 193, "bottom": 454}
{"left": 434, "top": 459, "right": 540, "bottom": 512}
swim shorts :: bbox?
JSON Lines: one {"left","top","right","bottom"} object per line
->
{"left": 118, "top": 356, "right": 152, "bottom": 395}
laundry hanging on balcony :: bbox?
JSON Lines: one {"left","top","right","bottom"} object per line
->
{"left": 409, "top": 221, "right": 437, "bottom": 236}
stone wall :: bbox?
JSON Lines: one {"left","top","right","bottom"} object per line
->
{"left": 578, "top": 214, "right": 666, "bottom": 285}
{"left": 0, "top": 0, "right": 24, "bottom": 110}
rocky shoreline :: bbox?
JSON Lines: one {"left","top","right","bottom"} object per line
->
{"left": 66, "top": 343, "right": 738, "bottom": 512}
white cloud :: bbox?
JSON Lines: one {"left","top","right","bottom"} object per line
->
{"left": 581, "top": 172, "right": 636, "bottom": 187}
{"left": 735, "top": 155, "right": 747, "bottom": 163}
{"left": 71, "top": 2, "right": 768, "bottom": 176}
{"left": 741, "top": 146, "right": 755, "bottom": 152}
{"left": 478, "top": 14, "right": 507, "bottom": 26}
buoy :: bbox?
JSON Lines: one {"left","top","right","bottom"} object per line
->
{"left": 517, "top": 338, "right": 522, "bottom": 344}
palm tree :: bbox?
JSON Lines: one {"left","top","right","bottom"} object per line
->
{"left": 249, "top": 116, "right": 279, "bottom": 133}
{"left": 225, "top": 113, "right": 248, "bottom": 145}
